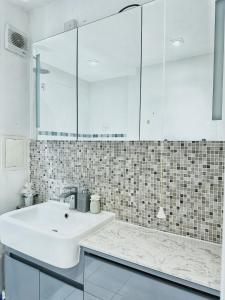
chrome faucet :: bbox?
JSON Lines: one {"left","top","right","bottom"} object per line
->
{"left": 59, "top": 186, "right": 77, "bottom": 210}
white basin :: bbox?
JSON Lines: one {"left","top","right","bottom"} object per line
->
{"left": 0, "top": 201, "right": 114, "bottom": 268}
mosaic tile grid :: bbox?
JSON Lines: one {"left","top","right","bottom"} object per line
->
{"left": 30, "top": 141, "right": 224, "bottom": 244}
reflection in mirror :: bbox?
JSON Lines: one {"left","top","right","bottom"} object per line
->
{"left": 141, "top": 0, "right": 225, "bottom": 140}
{"left": 141, "top": 0, "right": 165, "bottom": 140}
{"left": 33, "top": 29, "right": 77, "bottom": 140}
{"left": 78, "top": 8, "right": 141, "bottom": 140}
{"left": 164, "top": 0, "right": 216, "bottom": 140}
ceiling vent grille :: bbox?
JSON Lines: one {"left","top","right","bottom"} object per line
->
{"left": 5, "top": 24, "right": 28, "bottom": 57}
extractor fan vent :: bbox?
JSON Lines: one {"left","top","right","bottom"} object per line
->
{"left": 5, "top": 24, "right": 29, "bottom": 57}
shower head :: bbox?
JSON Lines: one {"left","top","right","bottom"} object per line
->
{"left": 32, "top": 56, "right": 50, "bottom": 74}
{"left": 33, "top": 67, "right": 50, "bottom": 75}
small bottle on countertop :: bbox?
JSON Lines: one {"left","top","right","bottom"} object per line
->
{"left": 21, "top": 182, "right": 36, "bottom": 207}
{"left": 90, "top": 194, "right": 101, "bottom": 214}
{"left": 77, "top": 189, "right": 90, "bottom": 213}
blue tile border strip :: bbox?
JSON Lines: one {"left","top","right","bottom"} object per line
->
{"left": 38, "top": 131, "right": 127, "bottom": 139}
{"left": 78, "top": 133, "right": 127, "bottom": 138}
{"left": 38, "top": 131, "right": 77, "bottom": 138}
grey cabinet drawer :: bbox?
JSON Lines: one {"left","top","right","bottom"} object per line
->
{"left": 40, "top": 272, "right": 83, "bottom": 300}
{"left": 5, "top": 255, "right": 39, "bottom": 300}
{"left": 84, "top": 254, "right": 218, "bottom": 300}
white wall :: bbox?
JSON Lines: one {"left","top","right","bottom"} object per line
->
{"left": 0, "top": 0, "right": 29, "bottom": 214}
{"left": 141, "top": 54, "right": 223, "bottom": 140}
{"left": 78, "top": 54, "right": 217, "bottom": 141}
{"left": 82, "top": 75, "right": 140, "bottom": 139}
{"left": 39, "top": 63, "right": 77, "bottom": 134}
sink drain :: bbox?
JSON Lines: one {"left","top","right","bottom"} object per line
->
{"left": 52, "top": 229, "right": 58, "bottom": 233}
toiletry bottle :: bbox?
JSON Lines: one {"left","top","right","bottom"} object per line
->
{"left": 77, "top": 189, "right": 90, "bottom": 212}
{"left": 90, "top": 195, "right": 100, "bottom": 214}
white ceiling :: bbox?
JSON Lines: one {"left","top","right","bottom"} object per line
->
{"left": 7, "top": 0, "right": 150, "bottom": 11}
{"left": 33, "top": 0, "right": 215, "bottom": 82}
{"left": 7, "top": 0, "right": 53, "bottom": 11}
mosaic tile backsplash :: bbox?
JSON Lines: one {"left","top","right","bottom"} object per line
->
{"left": 30, "top": 141, "right": 224, "bottom": 244}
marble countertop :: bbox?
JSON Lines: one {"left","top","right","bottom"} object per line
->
{"left": 80, "top": 221, "right": 221, "bottom": 291}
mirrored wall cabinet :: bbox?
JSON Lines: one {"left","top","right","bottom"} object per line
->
{"left": 33, "top": 29, "right": 78, "bottom": 140}
{"left": 33, "top": 0, "right": 225, "bottom": 141}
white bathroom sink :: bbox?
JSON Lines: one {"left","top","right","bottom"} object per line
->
{"left": 0, "top": 201, "right": 114, "bottom": 268}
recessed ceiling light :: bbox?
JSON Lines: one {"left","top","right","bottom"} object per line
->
{"left": 88, "top": 59, "right": 100, "bottom": 66}
{"left": 170, "top": 37, "right": 184, "bottom": 47}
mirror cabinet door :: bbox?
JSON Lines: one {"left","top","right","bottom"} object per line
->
{"left": 78, "top": 7, "right": 142, "bottom": 141}
{"left": 33, "top": 29, "right": 78, "bottom": 140}
{"left": 163, "top": 0, "right": 217, "bottom": 140}
{"left": 33, "top": 1, "right": 225, "bottom": 142}
{"left": 141, "top": 0, "right": 225, "bottom": 141}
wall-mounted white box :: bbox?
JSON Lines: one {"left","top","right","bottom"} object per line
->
{"left": 3, "top": 137, "right": 26, "bottom": 169}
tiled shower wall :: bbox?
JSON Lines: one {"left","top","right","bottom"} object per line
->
{"left": 30, "top": 141, "right": 224, "bottom": 244}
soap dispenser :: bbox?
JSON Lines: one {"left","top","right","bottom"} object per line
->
{"left": 90, "top": 194, "right": 101, "bottom": 214}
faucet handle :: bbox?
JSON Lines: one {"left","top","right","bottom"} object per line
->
{"left": 63, "top": 186, "right": 77, "bottom": 193}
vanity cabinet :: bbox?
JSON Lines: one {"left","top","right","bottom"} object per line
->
{"left": 4, "top": 254, "right": 84, "bottom": 300}
{"left": 40, "top": 273, "right": 83, "bottom": 300}
{"left": 4, "top": 250, "right": 219, "bottom": 300}
{"left": 84, "top": 292, "right": 100, "bottom": 300}
{"left": 84, "top": 254, "right": 219, "bottom": 300}
{"left": 5, "top": 255, "right": 39, "bottom": 300}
